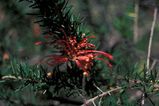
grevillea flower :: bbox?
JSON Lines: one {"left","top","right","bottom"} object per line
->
{"left": 35, "top": 31, "right": 113, "bottom": 76}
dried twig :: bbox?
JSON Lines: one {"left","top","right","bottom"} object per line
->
{"left": 98, "top": 97, "right": 103, "bottom": 106}
{"left": 92, "top": 101, "right": 96, "bottom": 106}
{"left": 143, "top": 7, "right": 158, "bottom": 106}
{"left": 93, "top": 83, "right": 103, "bottom": 93}
{"left": 146, "top": 7, "right": 158, "bottom": 73}
{"left": 150, "top": 59, "right": 157, "bottom": 71}
{"left": 1, "top": 75, "right": 22, "bottom": 80}
{"left": 81, "top": 87, "right": 122, "bottom": 106}
{"left": 141, "top": 92, "right": 145, "bottom": 106}
{"left": 1, "top": 75, "right": 39, "bottom": 83}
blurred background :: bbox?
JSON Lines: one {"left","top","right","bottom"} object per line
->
{"left": 0, "top": 0, "right": 159, "bottom": 105}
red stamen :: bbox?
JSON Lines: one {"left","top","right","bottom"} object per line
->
{"left": 75, "top": 60, "right": 89, "bottom": 74}
{"left": 76, "top": 56, "right": 90, "bottom": 61}
{"left": 78, "top": 50, "right": 113, "bottom": 60}
{"left": 35, "top": 41, "right": 43, "bottom": 45}
{"left": 96, "top": 57, "right": 112, "bottom": 68}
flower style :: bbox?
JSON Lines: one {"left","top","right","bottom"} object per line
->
{"left": 35, "top": 31, "right": 113, "bottom": 76}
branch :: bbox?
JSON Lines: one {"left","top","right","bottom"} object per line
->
{"left": 1, "top": 75, "right": 39, "bottom": 84}
{"left": 81, "top": 78, "right": 159, "bottom": 106}
{"left": 81, "top": 87, "right": 122, "bottom": 106}
{"left": 146, "top": 7, "right": 158, "bottom": 73}
{"left": 144, "top": 7, "right": 158, "bottom": 106}
{"left": 1, "top": 75, "right": 22, "bottom": 80}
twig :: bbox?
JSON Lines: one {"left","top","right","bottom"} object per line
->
{"left": 98, "top": 97, "right": 103, "bottom": 106}
{"left": 77, "top": 90, "right": 86, "bottom": 102}
{"left": 1, "top": 75, "right": 21, "bottom": 80}
{"left": 147, "top": 95, "right": 155, "bottom": 106}
{"left": 92, "top": 101, "right": 96, "bottom": 106}
{"left": 93, "top": 83, "right": 104, "bottom": 106}
{"left": 146, "top": 7, "right": 158, "bottom": 73}
{"left": 1, "top": 75, "right": 39, "bottom": 83}
{"left": 133, "top": 0, "right": 139, "bottom": 43}
{"left": 143, "top": 7, "right": 158, "bottom": 106}
{"left": 141, "top": 92, "right": 145, "bottom": 106}
{"left": 81, "top": 87, "right": 122, "bottom": 106}
{"left": 149, "top": 59, "right": 157, "bottom": 71}
{"left": 93, "top": 83, "right": 104, "bottom": 93}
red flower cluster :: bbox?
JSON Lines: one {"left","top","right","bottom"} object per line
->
{"left": 35, "top": 32, "right": 113, "bottom": 76}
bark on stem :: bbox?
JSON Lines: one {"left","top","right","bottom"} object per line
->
{"left": 146, "top": 7, "right": 158, "bottom": 73}
{"left": 81, "top": 87, "right": 122, "bottom": 106}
